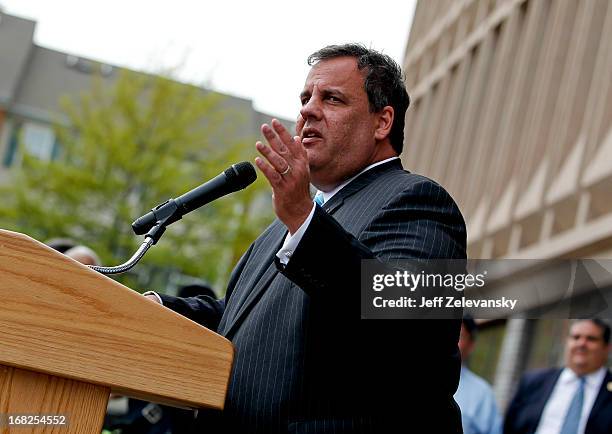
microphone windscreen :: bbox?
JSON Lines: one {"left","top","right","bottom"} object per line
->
{"left": 227, "top": 161, "right": 257, "bottom": 190}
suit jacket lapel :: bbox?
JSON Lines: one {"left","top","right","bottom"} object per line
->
{"left": 223, "top": 262, "right": 280, "bottom": 338}
{"left": 586, "top": 370, "right": 612, "bottom": 427}
{"left": 323, "top": 159, "right": 404, "bottom": 215}
{"left": 221, "top": 221, "right": 287, "bottom": 337}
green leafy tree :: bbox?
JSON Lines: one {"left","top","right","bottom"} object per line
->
{"left": 0, "top": 70, "right": 272, "bottom": 291}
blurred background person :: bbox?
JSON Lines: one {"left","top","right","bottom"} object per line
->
{"left": 64, "top": 245, "right": 101, "bottom": 266}
{"left": 177, "top": 281, "right": 216, "bottom": 299}
{"left": 45, "top": 238, "right": 77, "bottom": 254}
{"left": 455, "top": 316, "right": 503, "bottom": 434}
{"left": 504, "top": 319, "right": 612, "bottom": 434}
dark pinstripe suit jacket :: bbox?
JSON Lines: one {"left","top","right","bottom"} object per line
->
{"left": 161, "top": 159, "right": 467, "bottom": 433}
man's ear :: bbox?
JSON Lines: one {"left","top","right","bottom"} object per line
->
{"left": 374, "top": 106, "right": 394, "bottom": 141}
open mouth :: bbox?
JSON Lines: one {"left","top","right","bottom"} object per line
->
{"left": 301, "top": 128, "right": 322, "bottom": 146}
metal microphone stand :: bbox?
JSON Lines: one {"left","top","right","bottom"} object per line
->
{"left": 88, "top": 201, "right": 178, "bottom": 275}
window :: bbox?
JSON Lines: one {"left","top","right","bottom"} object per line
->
{"left": 22, "top": 122, "right": 55, "bottom": 160}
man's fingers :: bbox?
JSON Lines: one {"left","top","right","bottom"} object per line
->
{"left": 262, "top": 123, "right": 289, "bottom": 156}
{"left": 272, "top": 119, "right": 305, "bottom": 158}
{"left": 256, "top": 141, "right": 290, "bottom": 175}
{"left": 271, "top": 119, "right": 295, "bottom": 148}
{"left": 292, "top": 135, "right": 307, "bottom": 159}
{"left": 255, "top": 119, "right": 309, "bottom": 192}
{"left": 295, "top": 115, "right": 305, "bottom": 136}
{"left": 145, "top": 295, "right": 161, "bottom": 304}
{"left": 255, "top": 156, "right": 283, "bottom": 185}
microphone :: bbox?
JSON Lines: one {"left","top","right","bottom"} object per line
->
{"left": 132, "top": 161, "right": 257, "bottom": 235}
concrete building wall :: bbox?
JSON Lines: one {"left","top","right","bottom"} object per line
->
{"left": 403, "top": 0, "right": 612, "bottom": 407}
{"left": 404, "top": 0, "right": 612, "bottom": 260}
{"left": 0, "top": 13, "right": 35, "bottom": 106}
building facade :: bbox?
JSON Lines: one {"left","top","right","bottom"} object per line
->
{"left": 0, "top": 11, "right": 289, "bottom": 183}
{"left": 403, "top": 0, "right": 612, "bottom": 408}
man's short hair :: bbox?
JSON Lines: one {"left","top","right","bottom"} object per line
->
{"left": 46, "top": 238, "right": 77, "bottom": 253}
{"left": 572, "top": 318, "right": 611, "bottom": 344}
{"left": 307, "top": 44, "right": 410, "bottom": 155}
{"left": 178, "top": 282, "right": 216, "bottom": 299}
{"left": 64, "top": 245, "right": 101, "bottom": 266}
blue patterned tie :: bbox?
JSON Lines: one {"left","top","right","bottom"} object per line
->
{"left": 559, "top": 376, "right": 586, "bottom": 434}
{"left": 314, "top": 192, "right": 325, "bottom": 206}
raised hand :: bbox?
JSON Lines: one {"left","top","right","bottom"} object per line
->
{"left": 255, "top": 119, "right": 313, "bottom": 234}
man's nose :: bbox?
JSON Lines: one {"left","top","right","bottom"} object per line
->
{"left": 300, "top": 97, "right": 323, "bottom": 121}
{"left": 574, "top": 337, "right": 588, "bottom": 347}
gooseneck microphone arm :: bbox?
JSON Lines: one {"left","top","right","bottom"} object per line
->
{"left": 89, "top": 162, "right": 257, "bottom": 275}
{"left": 87, "top": 207, "right": 175, "bottom": 275}
{"left": 88, "top": 237, "right": 154, "bottom": 275}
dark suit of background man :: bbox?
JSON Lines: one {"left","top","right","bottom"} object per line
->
{"left": 504, "top": 319, "right": 612, "bottom": 434}
{"left": 146, "top": 44, "right": 466, "bottom": 433}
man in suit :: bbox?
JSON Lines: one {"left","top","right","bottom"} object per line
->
{"left": 504, "top": 319, "right": 612, "bottom": 434}
{"left": 147, "top": 43, "right": 466, "bottom": 433}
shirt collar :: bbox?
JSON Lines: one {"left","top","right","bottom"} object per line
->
{"left": 560, "top": 366, "right": 607, "bottom": 388}
{"left": 317, "top": 157, "right": 400, "bottom": 203}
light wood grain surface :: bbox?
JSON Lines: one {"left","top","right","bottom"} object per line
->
{"left": 0, "top": 366, "right": 109, "bottom": 433}
{"left": 0, "top": 229, "right": 233, "bottom": 410}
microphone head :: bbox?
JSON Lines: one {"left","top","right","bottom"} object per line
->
{"left": 226, "top": 161, "right": 257, "bottom": 190}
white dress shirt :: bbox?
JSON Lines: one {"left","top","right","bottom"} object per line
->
{"left": 276, "top": 157, "right": 400, "bottom": 265}
{"left": 535, "top": 366, "right": 607, "bottom": 434}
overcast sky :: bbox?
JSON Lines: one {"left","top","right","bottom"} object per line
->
{"left": 0, "top": 0, "right": 417, "bottom": 119}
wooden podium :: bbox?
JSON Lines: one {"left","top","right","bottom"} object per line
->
{"left": 0, "top": 229, "right": 234, "bottom": 433}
